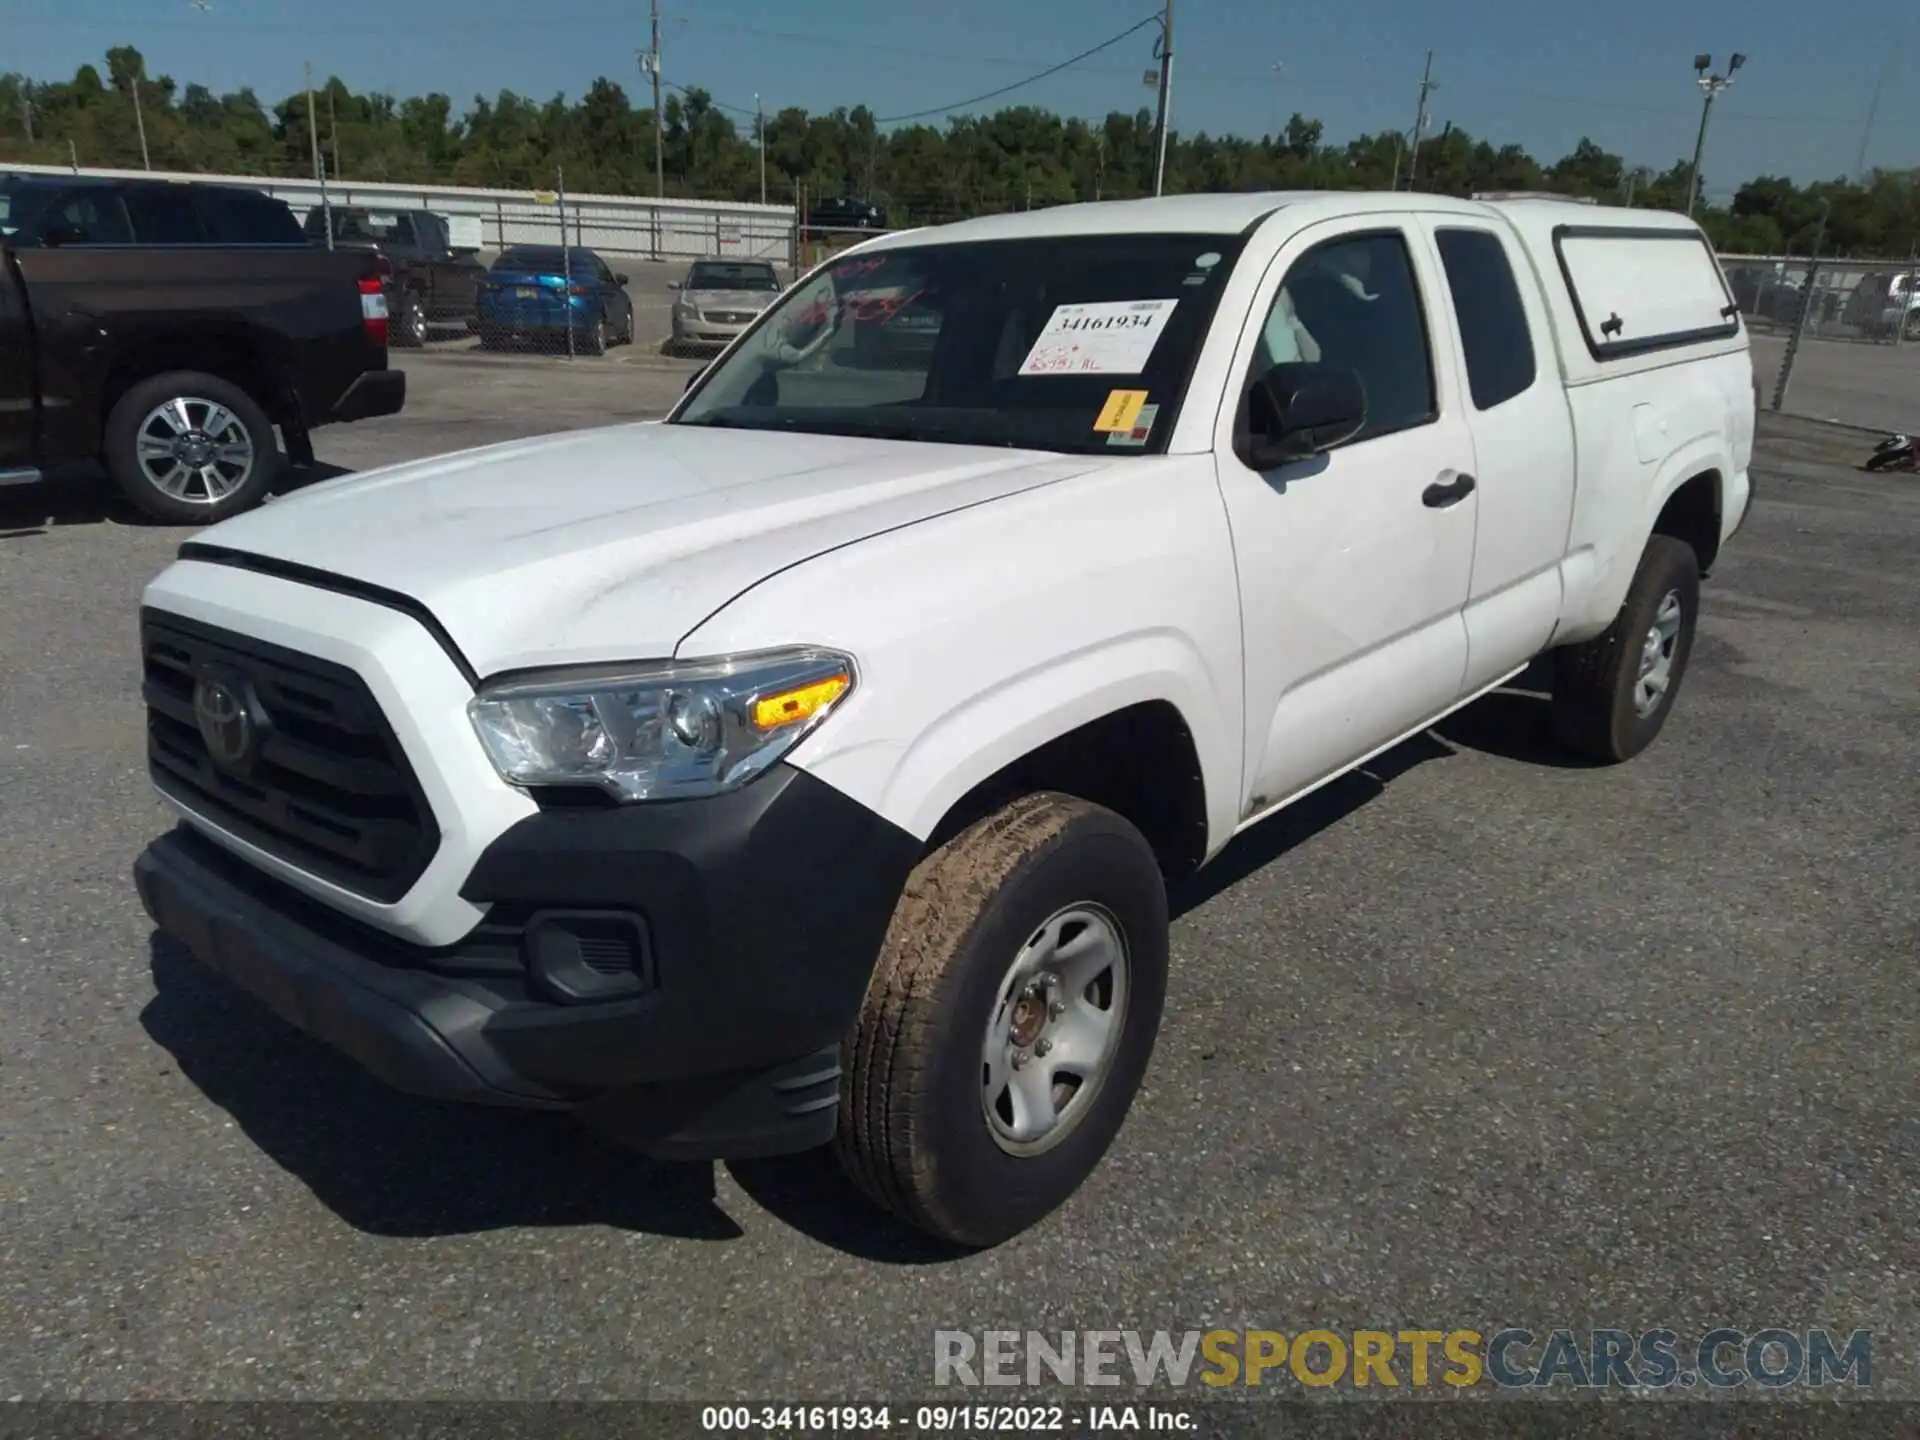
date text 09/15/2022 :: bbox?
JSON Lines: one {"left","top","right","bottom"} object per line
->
{"left": 700, "top": 1405, "right": 1193, "bottom": 1432}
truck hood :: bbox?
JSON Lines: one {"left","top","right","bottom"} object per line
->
{"left": 190, "top": 422, "right": 1101, "bottom": 678}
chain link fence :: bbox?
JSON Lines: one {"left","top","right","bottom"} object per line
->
{"left": 1721, "top": 252, "right": 1920, "bottom": 435}
{"left": 458, "top": 193, "right": 795, "bottom": 357}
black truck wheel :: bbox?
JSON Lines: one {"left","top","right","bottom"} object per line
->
{"left": 392, "top": 293, "right": 428, "bottom": 348}
{"left": 835, "top": 792, "right": 1170, "bottom": 1249}
{"left": 1551, "top": 535, "right": 1702, "bottom": 762}
{"left": 103, "top": 371, "right": 282, "bottom": 525}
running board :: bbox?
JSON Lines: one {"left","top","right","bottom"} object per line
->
{"left": 0, "top": 466, "right": 43, "bottom": 488}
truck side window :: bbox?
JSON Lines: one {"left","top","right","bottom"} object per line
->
{"left": 390, "top": 215, "right": 419, "bottom": 247}
{"left": 1435, "top": 228, "right": 1537, "bottom": 410}
{"left": 43, "top": 190, "right": 134, "bottom": 246}
{"left": 123, "top": 187, "right": 208, "bottom": 244}
{"left": 1262, "top": 231, "right": 1436, "bottom": 442}
{"left": 198, "top": 189, "right": 304, "bottom": 244}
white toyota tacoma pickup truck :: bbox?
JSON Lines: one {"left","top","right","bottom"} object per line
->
{"left": 134, "top": 191, "right": 1756, "bottom": 1248}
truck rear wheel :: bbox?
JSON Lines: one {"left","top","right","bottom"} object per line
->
{"left": 104, "top": 371, "right": 282, "bottom": 525}
{"left": 392, "top": 294, "right": 428, "bottom": 348}
{"left": 834, "top": 792, "right": 1169, "bottom": 1249}
{"left": 1551, "top": 535, "right": 1702, "bottom": 762}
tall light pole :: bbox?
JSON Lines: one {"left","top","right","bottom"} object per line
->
{"left": 306, "top": 62, "right": 332, "bottom": 249}
{"left": 1686, "top": 51, "right": 1745, "bottom": 218}
{"left": 643, "top": 0, "right": 665, "bottom": 199}
{"left": 756, "top": 92, "right": 766, "bottom": 205}
{"left": 1401, "top": 50, "right": 1437, "bottom": 191}
{"left": 127, "top": 64, "right": 151, "bottom": 170}
{"left": 1149, "top": 0, "right": 1173, "bottom": 196}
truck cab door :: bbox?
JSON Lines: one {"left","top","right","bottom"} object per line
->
{"left": 1414, "top": 217, "right": 1577, "bottom": 693}
{"left": 0, "top": 252, "right": 39, "bottom": 475}
{"left": 1214, "top": 218, "right": 1479, "bottom": 817}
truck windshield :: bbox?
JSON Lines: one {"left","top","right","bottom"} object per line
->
{"left": 670, "top": 232, "right": 1248, "bottom": 456}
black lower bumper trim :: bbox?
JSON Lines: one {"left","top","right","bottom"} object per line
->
{"left": 328, "top": 368, "right": 406, "bottom": 424}
{"left": 136, "top": 764, "right": 921, "bottom": 1157}
{"left": 135, "top": 830, "right": 568, "bottom": 1109}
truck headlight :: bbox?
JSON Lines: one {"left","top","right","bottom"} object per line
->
{"left": 467, "top": 647, "right": 855, "bottom": 801}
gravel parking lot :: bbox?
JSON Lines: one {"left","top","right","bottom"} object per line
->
{"left": 1, "top": 359, "right": 1915, "bottom": 1402}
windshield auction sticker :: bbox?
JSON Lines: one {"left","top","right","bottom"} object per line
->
{"left": 1019, "top": 299, "right": 1178, "bottom": 376}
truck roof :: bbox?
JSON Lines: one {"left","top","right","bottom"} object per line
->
{"left": 852, "top": 190, "right": 1701, "bottom": 249}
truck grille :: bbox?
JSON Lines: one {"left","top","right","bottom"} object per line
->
{"left": 705, "top": 310, "right": 756, "bottom": 324}
{"left": 141, "top": 610, "right": 440, "bottom": 904}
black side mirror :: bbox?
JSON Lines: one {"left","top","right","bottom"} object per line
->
{"left": 614, "top": 273, "right": 629, "bottom": 286}
{"left": 38, "top": 224, "right": 84, "bottom": 248}
{"left": 1237, "top": 361, "right": 1367, "bottom": 470}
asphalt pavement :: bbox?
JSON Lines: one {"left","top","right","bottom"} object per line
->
{"left": 0, "top": 364, "right": 1915, "bottom": 1401}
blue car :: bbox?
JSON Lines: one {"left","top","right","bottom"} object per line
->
{"left": 473, "top": 245, "right": 635, "bottom": 354}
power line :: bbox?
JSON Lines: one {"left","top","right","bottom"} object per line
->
{"left": 872, "top": 15, "right": 1162, "bottom": 124}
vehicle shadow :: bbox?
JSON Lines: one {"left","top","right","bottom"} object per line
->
{"left": 140, "top": 935, "right": 744, "bottom": 1242}
{"left": 142, "top": 932, "right": 959, "bottom": 1258}
{"left": 1429, "top": 655, "right": 1607, "bottom": 770}
{"left": 0, "top": 461, "right": 355, "bottom": 536}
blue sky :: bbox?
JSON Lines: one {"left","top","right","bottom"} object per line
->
{"left": 0, "top": 0, "right": 1905, "bottom": 195}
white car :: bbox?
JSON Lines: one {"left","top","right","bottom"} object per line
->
{"left": 133, "top": 191, "right": 1755, "bottom": 1248}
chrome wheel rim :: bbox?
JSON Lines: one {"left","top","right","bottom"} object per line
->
{"left": 409, "top": 303, "right": 427, "bottom": 343}
{"left": 981, "top": 903, "right": 1130, "bottom": 1157}
{"left": 135, "top": 397, "right": 255, "bottom": 504}
{"left": 1634, "top": 589, "right": 1684, "bottom": 717}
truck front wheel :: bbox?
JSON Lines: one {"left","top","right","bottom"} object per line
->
{"left": 104, "top": 371, "right": 282, "bottom": 525}
{"left": 835, "top": 792, "right": 1169, "bottom": 1249}
{"left": 1551, "top": 535, "right": 1702, "bottom": 762}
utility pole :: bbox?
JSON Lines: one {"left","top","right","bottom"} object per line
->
{"left": 756, "top": 92, "right": 766, "bottom": 205}
{"left": 1402, "top": 50, "right": 1437, "bottom": 191}
{"left": 306, "top": 63, "right": 333, "bottom": 250}
{"left": 1686, "top": 51, "right": 1745, "bottom": 218}
{"left": 1150, "top": 0, "right": 1173, "bottom": 196}
{"left": 328, "top": 82, "right": 342, "bottom": 182}
{"left": 647, "top": 0, "right": 666, "bottom": 199}
{"left": 128, "top": 65, "right": 151, "bottom": 170}
{"left": 1853, "top": 64, "right": 1883, "bottom": 183}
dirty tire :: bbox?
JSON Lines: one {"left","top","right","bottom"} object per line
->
{"left": 103, "top": 370, "right": 281, "bottom": 525}
{"left": 834, "top": 792, "right": 1169, "bottom": 1249}
{"left": 1551, "top": 535, "right": 1702, "bottom": 763}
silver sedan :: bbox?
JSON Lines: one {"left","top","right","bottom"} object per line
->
{"left": 669, "top": 257, "right": 786, "bottom": 351}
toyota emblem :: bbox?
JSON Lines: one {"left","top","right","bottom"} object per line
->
{"left": 193, "top": 674, "right": 256, "bottom": 772}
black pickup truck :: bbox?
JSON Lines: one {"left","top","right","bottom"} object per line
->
{"left": 0, "top": 174, "right": 405, "bottom": 523}
{"left": 304, "top": 205, "right": 485, "bottom": 346}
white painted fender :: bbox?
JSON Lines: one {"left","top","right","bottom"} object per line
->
{"left": 674, "top": 454, "right": 1247, "bottom": 858}
{"left": 1562, "top": 431, "right": 1733, "bottom": 641}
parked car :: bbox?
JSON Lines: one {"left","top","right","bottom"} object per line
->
{"left": 669, "top": 257, "right": 785, "bottom": 351}
{"left": 0, "top": 173, "right": 306, "bottom": 246}
{"left": 804, "top": 196, "right": 887, "bottom": 233}
{"left": 0, "top": 177, "right": 403, "bottom": 524}
{"left": 304, "top": 205, "right": 486, "bottom": 347}
{"left": 473, "top": 245, "right": 634, "bottom": 354}
{"left": 133, "top": 192, "right": 1754, "bottom": 1247}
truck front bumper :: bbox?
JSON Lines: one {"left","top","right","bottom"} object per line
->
{"left": 135, "top": 764, "right": 919, "bottom": 1159}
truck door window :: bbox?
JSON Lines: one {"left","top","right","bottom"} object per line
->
{"left": 43, "top": 190, "right": 134, "bottom": 246}
{"left": 389, "top": 215, "right": 419, "bottom": 247}
{"left": 1434, "top": 228, "right": 1538, "bottom": 410}
{"left": 123, "top": 187, "right": 208, "bottom": 244}
{"left": 1260, "top": 231, "right": 1437, "bottom": 443}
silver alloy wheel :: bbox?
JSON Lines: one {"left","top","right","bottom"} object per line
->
{"left": 408, "top": 300, "right": 428, "bottom": 344}
{"left": 135, "top": 396, "right": 255, "bottom": 505}
{"left": 981, "top": 902, "right": 1130, "bottom": 1157}
{"left": 1634, "top": 588, "right": 1685, "bottom": 717}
